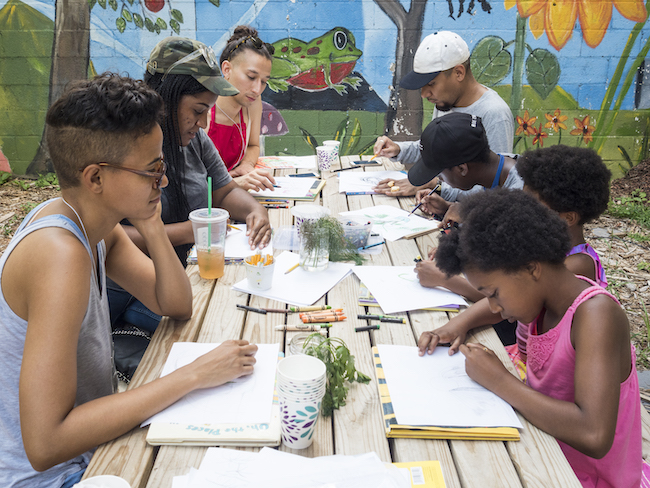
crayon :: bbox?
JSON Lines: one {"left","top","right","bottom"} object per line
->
{"left": 236, "top": 304, "right": 267, "bottom": 314}
{"left": 274, "top": 324, "right": 331, "bottom": 331}
{"left": 289, "top": 305, "right": 332, "bottom": 312}
{"left": 355, "top": 324, "right": 380, "bottom": 332}
{"left": 358, "top": 314, "right": 405, "bottom": 323}
{"left": 302, "top": 315, "right": 346, "bottom": 323}
{"left": 414, "top": 255, "right": 423, "bottom": 263}
{"left": 299, "top": 309, "right": 343, "bottom": 317}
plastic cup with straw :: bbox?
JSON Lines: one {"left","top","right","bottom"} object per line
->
{"left": 207, "top": 176, "right": 212, "bottom": 251}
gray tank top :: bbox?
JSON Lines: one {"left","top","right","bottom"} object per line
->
{"left": 0, "top": 199, "right": 116, "bottom": 487}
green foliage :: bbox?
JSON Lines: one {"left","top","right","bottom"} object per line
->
{"left": 300, "top": 115, "right": 364, "bottom": 157}
{"left": 0, "top": 171, "right": 14, "bottom": 186}
{"left": 12, "top": 180, "right": 30, "bottom": 191}
{"left": 525, "top": 49, "right": 560, "bottom": 99}
{"left": 638, "top": 262, "right": 650, "bottom": 272}
{"left": 300, "top": 217, "right": 365, "bottom": 265}
{"left": 34, "top": 172, "right": 58, "bottom": 188}
{"left": 629, "top": 233, "right": 650, "bottom": 243}
{"left": 608, "top": 191, "right": 650, "bottom": 229}
{"left": 21, "top": 202, "right": 37, "bottom": 213}
{"left": 301, "top": 334, "right": 371, "bottom": 416}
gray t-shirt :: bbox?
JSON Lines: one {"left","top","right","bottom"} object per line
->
{"left": 395, "top": 87, "right": 514, "bottom": 166}
{"left": 161, "top": 129, "right": 232, "bottom": 261}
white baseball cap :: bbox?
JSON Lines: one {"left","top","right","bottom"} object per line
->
{"left": 399, "top": 31, "right": 470, "bottom": 90}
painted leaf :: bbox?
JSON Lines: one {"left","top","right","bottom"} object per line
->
{"left": 300, "top": 429, "right": 311, "bottom": 438}
{"left": 299, "top": 127, "right": 319, "bottom": 153}
{"left": 343, "top": 118, "right": 362, "bottom": 155}
{"left": 170, "top": 19, "right": 180, "bottom": 34}
{"left": 304, "top": 406, "right": 317, "bottom": 413}
{"left": 156, "top": 17, "right": 167, "bottom": 30}
{"left": 133, "top": 13, "right": 144, "bottom": 28}
{"left": 116, "top": 17, "right": 126, "bottom": 32}
{"left": 334, "top": 117, "right": 348, "bottom": 143}
{"left": 170, "top": 8, "right": 183, "bottom": 22}
{"left": 470, "top": 36, "right": 511, "bottom": 86}
{"left": 144, "top": 17, "right": 155, "bottom": 32}
{"left": 121, "top": 7, "right": 132, "bottom": 21}
{"left": 98, "top": 0, "right": 106, "bottom": 9}
{"left": 526, "top": 48, "right": 560, "bottom": 99}
{"left": 87, "top": 0, "right": 96, "bottom": 8}
{"left": 208, "top": 0, "right": 220, "bottom": 6}
{"left": 108, "top": 0, "right": 117, "bottom": 10}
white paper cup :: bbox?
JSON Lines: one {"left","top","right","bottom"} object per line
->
{"left": 291, "top": 205, "right": 331, "bottom": 236}
{"left": 279, "top": 395, "right": 323, "bottom": 449}
{"left": 73, "top": 475, "right": 131, "bottom": 488}
{"left": 323, "top": 140, "right": 340, "bottom": 164}
{"left": 277, "top": 354, "right": 326, "bottom": 384}
{"left": 316, "top": 145, "right": 336, "bottom": 171}
{"left": 244, "top": 255, "right": 275, "bottom": 290}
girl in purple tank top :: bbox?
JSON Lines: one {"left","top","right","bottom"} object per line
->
{"left": 420, "top": 190, "right": 643, "bottom": 488}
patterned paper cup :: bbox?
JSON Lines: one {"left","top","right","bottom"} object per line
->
{"left": 279, "top": 395, "right": 323, "bottom": 449}
{"left": 316, "top": 145, "right": 336, "bottom": 171}
{"left": 290, "top": 205, "right": 331, "bottom": 236}
{"left": 323, "top": 140, "right": 340, "bottom": 164}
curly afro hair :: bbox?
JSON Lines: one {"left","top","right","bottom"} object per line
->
{"left": 517, "top": 145, "right": 611, "bottom": 224}
{"left": 435, "top": 189, "right": 571, "bottom": 276}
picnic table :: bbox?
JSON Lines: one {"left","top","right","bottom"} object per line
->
{"left": 83, "top": 156, "right": 590, "bottom": 487}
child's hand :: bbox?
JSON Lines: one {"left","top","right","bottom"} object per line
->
{"left": 415, "top": 260, "right": 448, "bottom": 288}
{"left": 188, "top": 339, "right": 258, "bottom": 389}
{"left": 459, "top": 343, "right": 509, "bottom": 390}
{"left": 418, "top": 322, "right": 468, "bottom": 356}
{"left": 441, "top": 203, "right": 462, "bottom": 227}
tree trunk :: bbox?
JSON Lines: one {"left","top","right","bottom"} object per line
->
{"left": 374, "top": 0, "right": 428, "bottom": 141}
{"left": 27, "top": 0, "right": 90, "bottom": 175}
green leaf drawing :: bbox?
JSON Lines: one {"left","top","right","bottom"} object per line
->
{"left": 115, "top": 16, "right": 126, "bottom": 32}
{"left": 87, "top": 0, "right": 96, "bottom": 8}
{"left": 170, "top": 19, "right": 180, "bottom": 34}
{"left": 525, "top": 48, "right": 560, "bottom": 100}
{"left": 144, "top": 17, "right": 155, "bottom": 32}
{"left": 155, "top": 17, "right": 167, "bottom": 30}
{"left": 299, "top": 127, "right": 319, "bottom": 153}
{"left": 208, "top": 0, "right": 220, "bottom": 6}
{"left": 343, "top": 118, "right": 362, "bottom": 155}
{"left": 121, "top": 7, "right": 132, "bottom": 22}
{"left": 98, "top": 0, "right": 106, "bottom": 9}
{"left": 170, "top": 8, "right": 183, "bottom": 22}
{"left": 108, "top": 0, "right": 117, "bottom": 11}
{"left": 133, "top": 13, "right": 144, "bottom": 28}
{"left": 471, "top": 36, "right": 511, "bottom": 87}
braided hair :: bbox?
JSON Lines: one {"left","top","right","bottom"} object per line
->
{"left": 220, "top": 25, "right": 274, "bottom": 65}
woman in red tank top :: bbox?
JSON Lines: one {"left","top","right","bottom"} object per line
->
{"left": 207, "top": 26, "right": 276, "bottom": 192}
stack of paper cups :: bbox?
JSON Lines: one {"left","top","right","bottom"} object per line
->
{"left": 291, "top": 204, "right": 331, "bottom": 236}
{"left": 323, "top": 140, "right": 341, "bottom": 165}
{"left": 276, "top": 354, "right": 327, "bottom": 449}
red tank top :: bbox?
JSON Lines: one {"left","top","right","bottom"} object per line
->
{"left": 207, "top": 106, "right": 247, "bottom": 171}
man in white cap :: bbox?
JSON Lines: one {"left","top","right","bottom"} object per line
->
{"left": 373, "top": 31, "right": 514, "bottom": 196}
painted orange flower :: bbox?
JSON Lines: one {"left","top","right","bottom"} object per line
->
{"left": 505, "top": 0, "right": 647, "bottom": 50}
{"left": 544, "top": 109, "right": 568, "bottom": 132}
{"left": 570, "top": 115, "right": 596, "bottom": 144}
{"left": 532, "top": 123, "right": 548, "bottom": 146}
{"left": 516, "top": 110, "right": 537, "bottom": 136}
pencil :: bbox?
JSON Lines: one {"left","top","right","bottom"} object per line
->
{"left": 408, "top": 183, "right": 441, "bottom": 217}
{"left": 227, "top": 224, "right": 238, "bottom": 230}
{"left": 358, "top": 240, "right": 385, "bottom": 251}
{"left": 285, "top": 263, "right": 300, "bottom": 274}
{"left": 332, "top": 166, "right": 360, "bottom": 172}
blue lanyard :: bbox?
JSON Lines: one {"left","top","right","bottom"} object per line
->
{"left": 490, "top": 154, "right": 505, "bottom": 189}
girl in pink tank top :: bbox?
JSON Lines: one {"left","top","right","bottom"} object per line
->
{"left": 425, "top": 189, "right": 643, "bottom": 488}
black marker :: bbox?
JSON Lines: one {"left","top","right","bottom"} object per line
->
{"left": 236, "top": 304, "right": 267, "bottom": 314}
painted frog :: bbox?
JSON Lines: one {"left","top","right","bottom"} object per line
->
{"left": 268, "top": 27, "right": 363, "bottom": 95}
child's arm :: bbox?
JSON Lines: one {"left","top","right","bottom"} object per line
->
{"left": 106, "top": 202, "right": 192, "bottom": 320}
{"left": 565, "top": 252, "right": 597, "bottom": 282}
{"left": 13, "top": 232, "right": 257, "bottom": 470}
{"left": 415, "top": 260, "right": 485, "bottom": 302}
{"left": 461, "top": 296, "right": 630, "bottom": 458}
{"left": 418, "top": 298, "right": 504, "bottom": 355}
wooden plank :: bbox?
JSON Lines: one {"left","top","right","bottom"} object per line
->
{"left": 83, "top": 266, "right": 216, "bottom": 487}
{"left": 146, "top": 446, "right": 206, "bottom": 487}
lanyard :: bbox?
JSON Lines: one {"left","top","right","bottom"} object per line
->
{"left": 490, "top": 154, "right": 505, "bottom": 189}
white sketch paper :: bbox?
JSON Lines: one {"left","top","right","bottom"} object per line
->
{"left": 142, "top": 342, "right": 279, "bottom": 426}
{"left": 338, "top": 170, "right": 407, "bottom": 194}
{"left": 377, "top": 344, "right": 522, "bottom": 429}
{"left": 352, "top": 266, "right": 467, "bottom": 313}
{"left": 256, "top": 155, "right": 317, "bottom": 169}
{"left": 249, "top": 177, "right": 320, "bottom": 199}
{"left": 232, "top": 251, "right": 354, "bottom": 306}
{"left": 340, "top": 205, "right": 439, "bottom": 241}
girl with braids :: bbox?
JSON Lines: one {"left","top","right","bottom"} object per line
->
{"left": 107, "top": 37, "right": 271, "bottom": 335}
{"left": 206, "top": 25, "right": 276, "bottom": 192}
{"left": 418, "top": 190, "right": 643, "bottom": 488}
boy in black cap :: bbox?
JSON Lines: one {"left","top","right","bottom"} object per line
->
{"left": 413, "top": 112, "right": 521, "bottom": 227}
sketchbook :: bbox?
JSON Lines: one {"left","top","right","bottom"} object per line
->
{"left": 373, "top": 345, "right": 521, "bottom": 441}
{"left": 338, "top": 170, "right": 407, "bottom": 195}
{"left": 340, "top": 205, "right": 439, "bottom": 241}
{"left": 358, "top": 282, "right": 460, "bottom": 312}
{"left": 249, "top": 177, "right": 325, "bottom": 201}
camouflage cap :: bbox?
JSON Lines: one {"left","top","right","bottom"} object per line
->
{"left": 146, "top": 37, "right": 239, "bottom": 96}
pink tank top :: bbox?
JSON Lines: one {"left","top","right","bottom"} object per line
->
{"left": 207, "top": 106, "right": 247, "bottom": 171}
{"left": 526, "top": 278, "right": 641, "bottom": 488}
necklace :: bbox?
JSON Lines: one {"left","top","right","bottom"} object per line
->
{"left": 215, "top": 101, "right": 246, "bottom": 166}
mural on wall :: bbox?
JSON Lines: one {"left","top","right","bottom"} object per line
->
{"left": 0, "top": 0, "right": 649, "bottom": 175}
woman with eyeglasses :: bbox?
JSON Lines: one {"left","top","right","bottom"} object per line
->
{"left": 206, "top": 25, "right": 277, "bottom": 192}
{"left": 106, "top": 37, "right": 272, "bottom": 344}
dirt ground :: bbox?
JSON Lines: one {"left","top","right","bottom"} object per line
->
{"left": 1, "top": 161, "right": 649, "bottom": 366}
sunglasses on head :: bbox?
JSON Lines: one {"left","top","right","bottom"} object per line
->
{"left": 163, "top": 44, "right": 219, "bottom": 79}
{"left": 88, "top": 158, "right": 167, "bottom": 189}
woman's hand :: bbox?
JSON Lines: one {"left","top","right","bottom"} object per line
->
{"left": 185, "top": 340, "right": 258, "bottom": 389}
{"left": 233, "top": 168, "right": 276, "bottom": 192}
{"left": 245, "top": 206, "right": 272, "bottom": 249}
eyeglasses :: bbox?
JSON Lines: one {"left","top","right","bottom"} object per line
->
{"left": 95, "top": 158, "right": 166, "bottom": 189}
{"left": 228, "top": 36, "right": 275, "bottom": 60}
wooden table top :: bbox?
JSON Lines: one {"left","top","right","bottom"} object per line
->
{"left": 83, "top": 156, "right": 585, "bottom": 488}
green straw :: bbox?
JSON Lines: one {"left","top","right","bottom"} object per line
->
{"left": 207, "top": 176, "right": 212, "bottom": 252}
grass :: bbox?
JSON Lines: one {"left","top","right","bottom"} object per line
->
{"left": 608, "top": 190, "right": 650, "bottom": 229}
{"left": 636, "top": 303, "right": 650, "bottom": 369}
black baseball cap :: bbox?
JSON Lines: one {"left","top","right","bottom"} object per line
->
{"left": 408, "top": 113, "right": 489, "bottom": 186}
